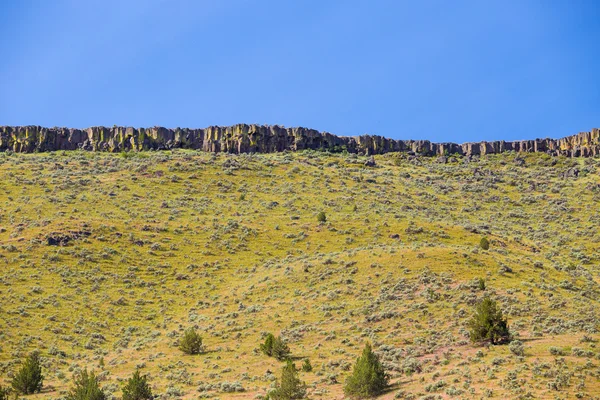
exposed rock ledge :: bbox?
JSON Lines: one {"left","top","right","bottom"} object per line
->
{"left": 1, "top": 125, "right": 599, "bottom": 157}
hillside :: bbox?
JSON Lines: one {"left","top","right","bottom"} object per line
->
{"left": 0, "top": 149, "right": 599, "bottom": 399}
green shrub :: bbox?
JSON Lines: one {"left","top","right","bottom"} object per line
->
{"left": 301, "top": 359, "right": 312, "bottom": 372}
{"left": 468, "top": 296, "right": 509, "bottom": 344}
{"left": 179, "top": 328, "right": 203, "bottom": 355}
{"left": 122, "top": 370, "right": 153, "bottom": 400}
{"left": 509, "top": 340, "right": 525, "bottom": 356}
{"left": 269, "top": 360, "right": 306, "bottom": 400}
{"left": 344, "top": 343, "right": 388, "bottom": 399}
{"left": 11, "top": 351, "right": 43, "bottom": 394}
{"left": 66, "top": 369, "right": 105, "bottom": 400}
{"left": 480, "top": 237, "right": 490, "bottom": 250}
{"left": 317, "top": 211, "right": 327, "bottom": 223}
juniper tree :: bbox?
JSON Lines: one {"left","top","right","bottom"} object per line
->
{"left": 261, "top": 334, "right": 290, "bottom": 361}
{"left": 468, "top": 296, "right": 510, "bottom": 344}
{"left": 0, "top": 384, "right": 9, "bottom": 400}
{"left": 179, "top": 328, "right": 203, "bottom": 355}
{"left": 66, "top": 369, "right": 105, "bottom": 400}
{"left": 11, "top": 351, "right": 43, "bottom": 395}
{"left": 260, "top": 333, "right": 275, "bottom": 357}
{"left": 272, "top": 336, "right": 291, "bottom": 361}
{"left": 317, "top": 211, "right": 326, "bottom": 223}
{"left": 122, "top": 370, "right": 153, "bottom": 400}
{"left": 480, "top": 237, "right": 490, "bottom": 250}
{"left": 301, "top": 359, "right": 312, "bottom": 372}
{"left": 344, "top": 343, "right": 388, "bottom": 399}
{"left": 270, "top": 360, "right": 306, "bottom": 400}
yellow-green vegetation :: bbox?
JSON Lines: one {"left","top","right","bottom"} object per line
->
{"left": 0, "top": 150, "right": 599, "bottom": 399}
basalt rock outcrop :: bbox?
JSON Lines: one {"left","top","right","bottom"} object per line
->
{"left": 1, "top": 124, "right": 599, "bottom": 157}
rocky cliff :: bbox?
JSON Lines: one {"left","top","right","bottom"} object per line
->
{"left": 1, "top": 125, "right": 599, "bottom": 157}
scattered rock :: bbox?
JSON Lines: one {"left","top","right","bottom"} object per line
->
{"left": 46, "top": 230, "right": 91, "bottom": 246}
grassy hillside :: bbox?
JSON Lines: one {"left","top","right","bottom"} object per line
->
{"left": 0, "top": 150, "right": 599, "bottom": 399}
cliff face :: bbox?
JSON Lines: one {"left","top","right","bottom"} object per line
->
{"left": 1, "top": 124, "right": 599, "bottom": 157}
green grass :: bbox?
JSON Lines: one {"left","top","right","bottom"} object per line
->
{"left": 0, "top": 150, "right": 599, "bottom": 399}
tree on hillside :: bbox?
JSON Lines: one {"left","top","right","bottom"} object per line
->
{"left": 480, "top": 237, "right": 490, "bottom": 250}
{"left": 11, "top": 351, "right": 43, "bottom": 395}
{"left": 269, "top": 360, "right": 306, "bottom": 400}
{"left": 0, "top": 384, "right": 10, "bottom": 400}
{"left": 468, "top": 296, "right": 510, "bottom": 344}
{"left": 66, "top": 369, "right": 105, "bottom": 400}
{"left": 261, "top": 333, "right": 291, "bottom": 361}
{"left": 179, "top": 328, "right": 203, "bottom": 355}
{"left": 122, "top": 370, "right": 153, "bottom": 400}
{"left": 260, "top": 333, "right": 275, "bottom": 357}
{"left": 344, "top": 343, "right": 388, "bottom": 399}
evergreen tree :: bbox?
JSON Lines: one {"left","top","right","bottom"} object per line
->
{"left": 468, "top": 296, "right": 510, "bottom": 344}
{"left": 11, "top": 351, "right": 44, "bottom": 394}
{"left": 301, "top": 359, "right": 312, "bottom": 372}
{"left": 66, "top": 369, "right": 105, "bottom": 400}
{"left": 480, "top": 237, "right": 490, "bottom": 250}
{"left": 270, "top": 360, "right": 306, "bottom": 400}
{"left": 272, "top": 336, "right": 291, "bottom": 361}
{"left": 260, "top": 333, "right": 275, "bottom": 357}
{"left": 261, "top": 334, "right": 290, "bottom": 361}
{"left": 344, "top": 343, "right": 388, "bottom": 399}
{"left": 0, "top": 384, "right": 10, "bottom": 400}
{"left": 179, "top": 328, "right": 203, "bottom": 355}
{"left": 122, "top": 370, "right": 153, "bottom": 400}
{"left": 317, "top": 212, "right": 327, "bottom": 223}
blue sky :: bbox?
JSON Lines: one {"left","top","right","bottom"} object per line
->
{"left": 1, "top": 0, "right": 598, "bottom": 142}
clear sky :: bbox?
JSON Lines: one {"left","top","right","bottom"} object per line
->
{"left": 1, "top": 0, "right": 598, "bottom": 143}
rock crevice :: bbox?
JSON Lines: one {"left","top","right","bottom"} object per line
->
{"left": 1, "top": 125, "right": 599, "bottom": 157}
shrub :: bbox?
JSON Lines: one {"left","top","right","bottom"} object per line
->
{"left": 468, "top": 297, "right": 509, "bottom": 344}
{"left": 301, "top": 359, "right": 313, "bottom": 372}
{"left": 179, "top": 328, "right": 203, "bottom": 355}
{"left": 344, "top": 343, "right": 388, "bottom": 399}
{"left": 509, "top": 340, "right": 525, "bottom": 356}
{"left": 11, "top": 351, "right": 43, "bottom": 394}
{"left": 122, "top": 370, "right": 153, "bottom": 400}
{"left": 317, "top": 211, "right": 327, "bottom": 223}
{"left": 66, "top": 369, "right": 105, "bottom": 400}
{"left": 480, "top": 237, "right": 490, "bottom": 250}
{"left": 270, "top": 360, "right": 306, "bottom": 400}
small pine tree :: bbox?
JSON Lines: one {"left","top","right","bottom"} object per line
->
{"left": 272, "top": 336, "right": 291, "bottom": 361}
{"left": 270, "top": 360, "right": 306, "bottom": 400}
{"left": 344, "top": 343, "right": 388, "bottom": 399}
{"left": 317, "top": 211, "right": 327, "bottom": 223}
{"left": 477, "top": 277, "right": 486, "bottom": 291}
{"left": 11, "top": 351, "right": 44, "bottom": 394}
{"left": 66, "top": 369, "right": 105, "bottom": 400}
{"left": 122, "top": 370, "right": 153, "bottom": 400}
{"left": 260, "top": 333, "right": 275, "bottom": 357}
{"left": 301, "top": 359, "right": 312, "bottom": 372}
{"left": 468, "top": 296, "right": 510, "bottom": 344}
{"left": 480, "top": 237, "right": 490, "bottom": 250}
{"left": 179, "top": 328, "right": 203, "bottom": 355}
{"left": 0, "top": 384, "right": 10, "bottom": 400}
